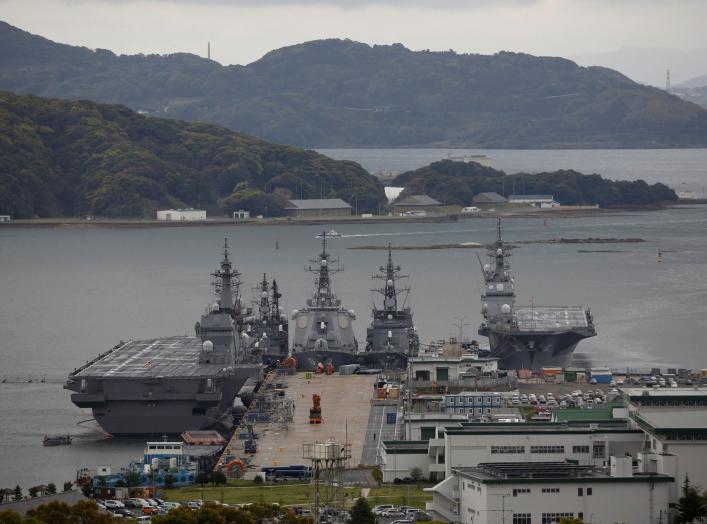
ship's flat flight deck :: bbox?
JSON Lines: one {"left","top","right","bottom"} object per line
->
{"left": 72, "top": 336, "right": 224, "bottom": 378}
{"left": 513, "top": 306, "right": 589, "bottom": 331}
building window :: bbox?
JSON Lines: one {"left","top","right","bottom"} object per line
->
{"left": 577, "top": 488, "right": 583, "bottom": 496}
{"left": 593, "top": 443, "right": 606, "bottom": 459}
{"left": 513, "top": 488, "right": 531, "bottom": 496}
{"left": 542, "top": 513, "right": 574, "bottom": 524}
{"left": 542, "top": 488, "right": 560, "bottom": 493}
{"left": 530, "top": 445, "right": 565, "bottom": 454}
{"left": 491, "top": 446, "right": 525, "bottom": 454}
{"left": 587, "top": 488, "right": 592, "bottom": 496}
{"left": 572, "top": 445, "right": 590, "bottom": 453}
{"left": 513, "top": 514, "right": 531, "bottom": 524}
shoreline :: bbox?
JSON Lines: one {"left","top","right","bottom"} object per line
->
{"left": 0, "top": 206, "right": 658, "bottom": 230}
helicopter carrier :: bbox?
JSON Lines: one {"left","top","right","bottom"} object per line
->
{"left": 244, "top": 274, "right": 289, "bottom": 365}
{"left": 290, "top": 231, "right": 358, "bottom": 370}
{"left": 64, "top": 240, "right": 263, "bottom": 436}
{"left": 477, "top": 220, "right": 596, "bottom": 370}
{"left": 362, "top": 244, "right": 419, "bottom": 369}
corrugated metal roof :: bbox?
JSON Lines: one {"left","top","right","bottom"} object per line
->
{"left": 473, "top": 192, "right": 507, "bottom": 203}
{"left": 509, "top": 195, "right": 554, "bottom": 201}
{"left": 285, "top": 199, "right": 352, "bottom": 210}
{"left": 394, "top": 194, "right": 442, "bottom": 206}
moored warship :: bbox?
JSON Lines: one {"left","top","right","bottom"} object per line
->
{"left": 290, "top": 231, "right": 358, "bottom": 370}
{"left": 477, "top": 219, "right": 596, "bottom": 370}
{"left": 244, "top": 274, "right": 289, "bottom": 365}
{"left": 363, "top": 244, "right": 419, "bottom": 369}
{"left": 64, "top": 240, "right": 263, "bottom": 436}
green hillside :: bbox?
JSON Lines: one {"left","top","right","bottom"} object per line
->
{"left": 392, "top": 160, "right": 677, "bottom": 207}
{"left": 1, "top": 21, "right": 707, "bottom": 148}
{"left": 0, "top": 91, "right": 385, "bottom": 219}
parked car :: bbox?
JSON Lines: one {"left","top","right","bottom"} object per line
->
{"left": 124, "top": 499, "right": 142, "bottom": 509}
{"left": 142, "top": 506, "right": 159, "bottom": 515}
{"left": 104, "top": 500, "right": 125, "bottom": 509}
{"left": 112, "top": 509, "right": 133, "bottom": 517}
{"left": 373, "top": 505, "right": 395, "bottom": 516}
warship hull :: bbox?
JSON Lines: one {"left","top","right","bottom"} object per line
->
{"left": 358, "top": 351, "right": 409, "bottom": 370}
{"left": 291, "top": 350, "right": 357, "bottom": 371}
{"left": 481, "top": 327, "right": 595, "bottom": 370}
{"left": 65, "top": 337, "right": 262, "bottom": 436}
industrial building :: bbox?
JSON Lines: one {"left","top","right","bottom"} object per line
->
{"left": 429, "top": 460, "right": 673, "bottom": 524}
{"left": 508, "top": 194, "right": 560, "bottom": 208}
{"left": 284, "top": 198, "right": 352, "bottom": 218}
{"left": 0, "top": 215, "right": 11, "bottom": 222}
{"left": 392, "top": 194, "right": 445, "bottom": 215}
{"left": 156, "top": 208, "right": 206, "bottom": 221}
{"left": 472, "top": 192, "right": 507, "bottom": 206}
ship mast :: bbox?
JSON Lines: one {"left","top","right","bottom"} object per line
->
{"left": 485, "top": 218, "right": 513, "bottom": 285}
{"left": 306, "top": 230, "right": 342, "bottom": 307}
{"left": 372, "top": 243, "right": 409, "bottom": 311}
{"left": 259, "top": 273, "right": 270, "bottom": 320}
{"left": 271, "top": 279, "right": 282, "bottom": 319}
{"left": 212, "top": 238, "right": 242, "bottom": 319}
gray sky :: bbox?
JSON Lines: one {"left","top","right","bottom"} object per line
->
{"left": 2, "top": 0, "right": 707, "bottom": 83}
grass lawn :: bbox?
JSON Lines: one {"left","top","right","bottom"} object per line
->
{"left": 162, "top": 482, "right": 432, "bottom": 509}
{"left": 367, "top": 484, "right": 433, "bottom": 509}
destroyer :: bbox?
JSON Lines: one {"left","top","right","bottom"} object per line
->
{"left": 478, "top": 220, "right": 596, "bottom": 370}
{"left": 290, "top": 231, "right": 358, "bottom": 370}
{"left": 363, "top": 244, "right": 419, "bottom": 369}
{"left": 244, "top": 274, "right": 289, "bottom": 365}
{"left": 64, "top": 240, "right": 263, "bottom": 436}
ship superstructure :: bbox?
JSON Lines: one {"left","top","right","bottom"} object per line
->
{"left": 290, "top": 231, "right": 358, "bottom": 369}
{"left": 364, "top": 244, "right": 419, "bottom": 369}
{"left": 478, "top": 219, "right": 596, "bottom": 370}
{"left": 244, "top": 274, "right": 289, "bottom": 365}
{"left": 64, "top": 240, "right": 263, "bottom": 436}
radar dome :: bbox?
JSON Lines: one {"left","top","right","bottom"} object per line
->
{"left": 321, "top": 259, "right": 327, "bottom": 266}
{"left": 483, "top": 264, "right": 491, "bottom": 272}
{"left": 387, "top": 279, "right": 393, "bottom": 286}
{"left": 202, "top": 340, "right": 214, "bottom": 352}
{"left": 497, "top": 248, "right": 503, "bottom": 256}
{"left": 261, "top": 291, "right": 268, "bottom": 298}
{"left": 501, "top": 304, "right": 511, "bottom": 314}
{"left": 387, "top": 314, "right": 393, "bottom": 320}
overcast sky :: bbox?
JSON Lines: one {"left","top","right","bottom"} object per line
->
{"left": 2, "top": 0, "right": 707, "bottom": 83}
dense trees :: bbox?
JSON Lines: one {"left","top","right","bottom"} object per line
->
{"left": 2, "top": 22, "right": 707, "bottom": 148}
{"left": 0, "top": 92, "right": 385, "bottom": 218}
{"left": 393, "top": 160, "right": 677, "bottom": 207}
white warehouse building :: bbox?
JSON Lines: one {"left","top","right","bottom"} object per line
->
{"left": 156, "top": 208, "right": 207, "bottom": 221}
{"left": 431, "top": 459, "right": 673, "bottom": 524}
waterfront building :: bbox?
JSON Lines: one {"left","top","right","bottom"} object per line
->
{"left": 284, "top": 198, "right": 352, "bottom": 218}
{"left": 472, "top": 192, "right": 507, "bottom": 205}
{"left": 428, "top": 460, "right": 672, "bottom": 524}
{"left": 508, "top": 194, "right": 560, "bottom": 208}
{"left": 156, "top": 208, "right": 206, "bottom": 221}
{"left": 0, "top": 215, "right": 11, "bottom": 222}
{"left": 392, "top": 194, "right": 445, "bottom": 215}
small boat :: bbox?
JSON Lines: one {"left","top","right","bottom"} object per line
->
{"left": 43, "top": 434, "right": 72, "bottom": 446}
{"left": 317, "top": 230, "right": 342, "bottom": 238}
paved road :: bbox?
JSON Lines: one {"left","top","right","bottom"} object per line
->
{"left": 360, "top": 404, "right": 398, "bottom": 466}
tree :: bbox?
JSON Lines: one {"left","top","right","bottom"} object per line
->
{"left": 410, "top": 467, "right": 424, "bottom": 483}
{"left": 46, "top": 483, "right": 57, "bottom": 495}
{"left": 164, "top": 474, "right": 175, "bottom": 489}
{"left": 125, "top": 471, "right": 140, "bottom": 487}
{"left": 28, "top": 486, "right": 38, "bottom": 498}
{"left": 12, "top": 486, "right": 22, "bottom": 501}
{"left": 349, "top": 497, "right": 375, "bottom": 524}
{"left": 371, "top": 467, "right": 383, "bottom": 486}
{"left": 212, "top": 471, "right": 227, "bottom": 486}
{"left": 677, "top": 475, "right": 707, "bottom": 523}
{"left": 114, "top": 479, "right": 126, "bottom": 488}
{"left": 80, "top": 482, "right": 93, "bottom": 498}
{"left": 0, "top": 510, "right": 23, "bottom": 524}
{"left": 62, "top": 481, "right": 73, "bottom": 492}
{"left": 195, "top": 472, "right": 210, "bottom": 487}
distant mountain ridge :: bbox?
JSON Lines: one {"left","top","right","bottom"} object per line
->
{"left": 1, "top": 21, "right": 707, "bottom": 148}
{"left": 0, "top": 91, "right": 385, "bottom": 219}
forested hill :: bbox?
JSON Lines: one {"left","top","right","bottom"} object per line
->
{"left": 393, "top": 160, "right": 677, "bottom": 208}
{"left": 2, "top": 22, "right": 707, "bottom": 148}
{"left": 0, "top": 91, "right": 385, "bottom": 219}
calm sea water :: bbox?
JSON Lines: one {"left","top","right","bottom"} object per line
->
{"left": 1, "top": 149, "right": 707, "bottom": 488}
{"left": 318, "top": 148, "right": 707, "bottom": 194}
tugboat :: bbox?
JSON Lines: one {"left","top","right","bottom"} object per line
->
{"left": 290, "top": 231, "right": 358, "bottom": 370}
{"left": 477, "top": 219, "right": 596, "bottom": 370}
{"left": 244, "top": 274, "right": 289, "bottom": 365}
{"left": 362, "top": 244, "right": 419, "bottom": 369}
{"left": 65, "top": 239, "right": 263, "bottom": 436}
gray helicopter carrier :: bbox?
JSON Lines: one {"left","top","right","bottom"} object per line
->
{"left": 363, "top": 244, "right": 419, "bottom": 369}
{"left": 64, "top": 240, "right": 263, "bottom": 436}
{"left": 244, "top": 274, "right": 289, "bottom": 366}
{"left": 290, "top": 231, "right": 358, "bottom": 370}
{"left": 477, "top": 220, "right": 596, "bottom": 370}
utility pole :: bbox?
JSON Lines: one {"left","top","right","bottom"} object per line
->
{"left": 451, "top": 316, "right": 471, "bottom": 345}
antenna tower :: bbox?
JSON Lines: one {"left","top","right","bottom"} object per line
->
{"left": 303, "top": 440, "right": 351, "bottom": 521}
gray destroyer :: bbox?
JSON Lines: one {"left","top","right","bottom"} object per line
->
{"left": 478, "top": 220, "right": 596, "bottom": 370}
{"left": 363, "top": 244, "right": 419, "bottom": 369}
{"left": 290, "top": 231, "right": 358, "bottom": 370}
{"left": 64, "top": 240, "right": 263, "bottom": 436}
{"left": 244, "top": 275, "right": 289, "bottom": 365}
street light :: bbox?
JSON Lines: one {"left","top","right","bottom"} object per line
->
{"left": 450, "top": 316, "right": 471, "bottom": 345}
